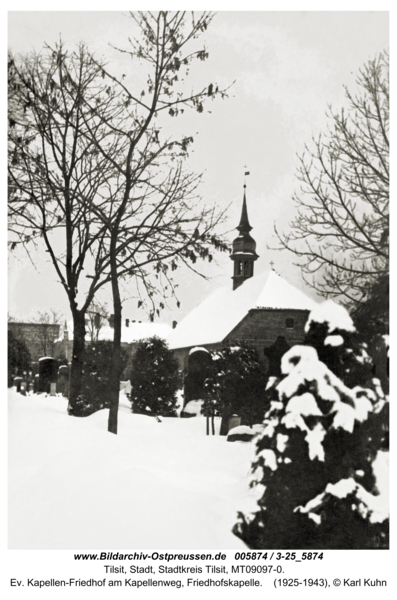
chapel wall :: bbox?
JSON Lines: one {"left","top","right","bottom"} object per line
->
{"left": 225, "top": 308, "right": 310, "bottom": 365}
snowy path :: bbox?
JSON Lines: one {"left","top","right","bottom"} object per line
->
{"left": 8, "top": 390, "right": 253, "bottom": 549}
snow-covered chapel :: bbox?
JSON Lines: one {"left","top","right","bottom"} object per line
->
{"left": 167, "top": 185, "right": 317, "bottom": 379}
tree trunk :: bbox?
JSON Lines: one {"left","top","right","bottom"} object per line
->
{"left": 108, "top": 254, "right": 122, "bottom": 435}
{"left": 68, "top": 310, "right": 86, "bottom": 414}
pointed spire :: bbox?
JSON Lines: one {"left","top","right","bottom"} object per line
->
{"left": 237, "top": 186, "right": 252, "bottom": 232}
{"left": 230, "top": 180, "right": 258, "bottom": 290}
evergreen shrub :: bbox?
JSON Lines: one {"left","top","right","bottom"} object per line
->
{"left": 202, "top": 345, "right": 269, "bottom": 432}
{"left": 130, "top": 336, "right": 180, "bottom": 417}
{"left": 71, "top": 340, "right": 129, "bottom": 417}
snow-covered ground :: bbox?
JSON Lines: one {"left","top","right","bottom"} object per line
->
{"left": 8, "top": 389, "right": 253, "bottom": 550}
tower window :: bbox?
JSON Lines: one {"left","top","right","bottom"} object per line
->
{"left": 286, "top": 318, "right": 294, "bottom": 329}
{"left": 238, "top": 261, "right": 243, "bottom": 275}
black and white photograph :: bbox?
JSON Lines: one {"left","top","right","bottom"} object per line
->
{"left": 7, "top": 5, "right": 390, "bottom": 573}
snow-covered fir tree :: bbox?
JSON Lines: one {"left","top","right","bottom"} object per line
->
{"left": 233, "top": 301, "right": 389, "bottom": 549}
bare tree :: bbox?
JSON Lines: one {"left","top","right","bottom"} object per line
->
{"left": 8, "top": 44, "right": 131, "bottom": 409}
{"left": 275, "top": 52, "right": 389, "bottom": 306}
{"left": 82, "top": 11, "right": 230, "bottom": 434}
{"left": 30, "top": 308, "right": 63, "bottom": 356}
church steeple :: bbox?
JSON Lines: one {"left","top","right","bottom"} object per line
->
{"left": 237, "top": 188, "right": 252, "bottom": 232}
{"left": 230, "top": 184, "right": 258, "bottom": 290}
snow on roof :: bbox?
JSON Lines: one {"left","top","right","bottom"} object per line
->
{"left": 305, "top": 299, "right": 356, "bottom": 334}
{"left": 99, "top": 322, "right": 172, "bottom": 344}
{"left": 189, "top": 346, "right": 210, "bottom": 355}
{"left": 166, "top": 270, "right": 317, "bottom": 350}
{"left": 57, "top": 321, "right": 172, "bottom": 343}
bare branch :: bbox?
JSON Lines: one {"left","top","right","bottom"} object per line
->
{"left": 274, "top": 51, "right": 389, "bottom": 306}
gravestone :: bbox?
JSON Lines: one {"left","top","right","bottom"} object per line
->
{"left": 264, "top": 336, "right": 291, "bottom": 377}
{"left": 184, "top": 348, "right": 212, "bottom": 405}
{"left": 38, "top": 357, "right": 58, "bottom": 393}
{"left": 227, "top": 425, "right": 255, "bottom": 442}
{"left": 13, "top": 377, "right": 22, "bottom": 392}
{"left": 228, "top": 414, "right": 241, "bottom": 431}
{"left": 57, "top": 365, "right": 70, "bottom": 397}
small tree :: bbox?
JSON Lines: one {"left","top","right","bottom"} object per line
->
{"left": 203, "top": 345, "right": 268, "bottom": 435}
{"left": 234, "top": 301, "right": 389, "bottom": 549}
{"left": 72, "top": 340, "right": 129, "bottom": 417}
{"left": 130, "top": 336, "right": 179, "bottom": 417}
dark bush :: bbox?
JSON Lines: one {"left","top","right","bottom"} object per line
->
{"left": 202, "top": 344, "right": 269, "bottom": 433}
{"left": 130, "top": 336, "right": 179, "bottom": 417}
{"left": 69, "top": 341, "right": 129, "bottom": 417}
{"left": 8, "top": 329, "right": 31, "bottom": 387}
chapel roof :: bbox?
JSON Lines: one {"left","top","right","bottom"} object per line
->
{"left": 166, "top": 270, "right": 317, "bottom": 350}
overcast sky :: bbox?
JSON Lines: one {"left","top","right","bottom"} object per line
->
{"left": 7, "top": 10, "right": 389, "bottom": 325}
